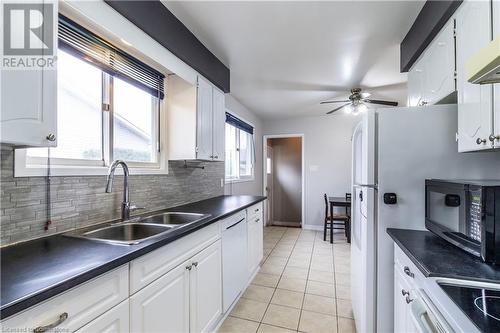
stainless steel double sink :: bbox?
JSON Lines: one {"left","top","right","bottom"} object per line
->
{"left": 66, "top": 212, "right": 210, "bottom": 245}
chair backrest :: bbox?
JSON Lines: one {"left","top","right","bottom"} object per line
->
{"left": 324, "top": 193, "right": 329, "bottom": 218}
{"left": 345, "top": 193, "right": 352, "bottom": 215}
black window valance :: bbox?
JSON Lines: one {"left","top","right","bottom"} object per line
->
{"left": 58, "top": 14, "right": 165, "bottom": 99}
{"left": 225, "top": 113, "right": 254, "bottom": 134}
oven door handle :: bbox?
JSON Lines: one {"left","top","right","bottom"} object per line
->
{"left": 410, "top": 289, "right": 453, "bottom": 333}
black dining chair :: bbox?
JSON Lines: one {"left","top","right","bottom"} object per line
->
{"left": 324, "top": 194, "right": 350, "bottom": 244}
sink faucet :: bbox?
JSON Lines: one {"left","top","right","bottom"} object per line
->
{"left": 105, "top": 160, "right": 143, "bottom": 221}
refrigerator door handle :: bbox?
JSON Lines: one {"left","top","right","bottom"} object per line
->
{"left": 353, "top": 184, "right": 378, "bottom": 189}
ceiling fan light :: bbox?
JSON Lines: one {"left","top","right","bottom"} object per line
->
{"left": 345, "top": 104, "right": 353, "bottom": 114}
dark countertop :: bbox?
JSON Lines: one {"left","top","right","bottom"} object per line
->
{"left": 1, "top": 195, "right": 266, "bottom": 320}
{"left": 387, "top": 228, "right": 500, "bottom": 283}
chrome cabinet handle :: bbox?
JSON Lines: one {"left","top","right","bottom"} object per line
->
{"left": 214, "top": 155, "right": 219, "bottom": 159}
{"left": 34, "top": 312, "right": 68, "bottom": 333}
{"left": 405, "top": 295, "right": 414, "bottom": 304}
{"left": 403, "top": 266, "right": 414, "bottom": 278}
{"left": 489, "top": 134, "right": 500, "bottom": 142}
{"left": 476, "top": 137, "right": 487, "bottom": 145}
{"left": 192, "top": 262, "right": 198, "bottom": 267}
{"left": 401, "top": 289, "right": 410, "bottom": 297}
{"left": 255, "top": 218, "right": 260, "bottom": 223}
{"left": 186, "top": 265, "right": 192, "bottom": 271}
{"left": 46, "top": 133, "right": 56, "bottom": 141}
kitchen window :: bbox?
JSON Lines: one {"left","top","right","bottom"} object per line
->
{"left": 225, "top": 113, "right": 254, "bottom": 182}
{"left": 15, "top": 15, "right": 167, "bottom": 176}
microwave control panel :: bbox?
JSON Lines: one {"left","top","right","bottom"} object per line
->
{"left": 469, "top": 193, "right": 482, "bottom": 242}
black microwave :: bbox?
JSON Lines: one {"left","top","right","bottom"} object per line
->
{"left": 425, "top": 179, "right": 500, "bottom": 264}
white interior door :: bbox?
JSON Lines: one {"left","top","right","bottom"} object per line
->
{"left": 266, "top": 146, "right": 273, "bottom": 225}
{"left": 350, "top": 113, "right": 376, "bottom": 333}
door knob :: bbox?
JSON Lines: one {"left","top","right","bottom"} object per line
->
{"left": 46, "top": 133, "right": 56, "bottom": 141}
{"left": 476, "top": 137, "right": 487, "bottom": 145}
{"left": 489, "top": 134, "right": 500, "bottom": 142}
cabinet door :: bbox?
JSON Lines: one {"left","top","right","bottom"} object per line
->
{"left": 0, "top": 1, "right": 57, "bottom": 147}
{"left": 456, "top": 0, "right": 494, "bottom": 152}
{"left": 424, "top": 19, "right": 456, "bottom": 105}
{"left": 212, "top": 87, "right": 225, "bottom": 161}
{"left": 407, "top": 58, "right": 426, "bottom": 107}
{"left": 394, "top": 269, "right": 417, "bottom": 333}
{"left": 247, "top": 214, "right": 263, "bottom": 276}
{"left": 189, "top": 240, "right": 222, "bottom": 333}
{"left": 130, "top": 261, "right": 190, "bottom": 333}
{"left": 75, "top": 300, "right": 129, "bottom": 333}
{"left": 493, "top": 0, "right": 500, "bottom": 148}
{"left": 196, "top": 76, "right": 214, "bottom": 160}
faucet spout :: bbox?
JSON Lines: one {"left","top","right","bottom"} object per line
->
{"left": 106, "top": 160, "right": 131, "bottom": 221}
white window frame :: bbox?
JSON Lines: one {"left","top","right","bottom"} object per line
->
{"left": 14, "top": 70, "right": 169, "bottom": 177}
{"left": 225, "top": 112, "right": 255, "bottom": 184}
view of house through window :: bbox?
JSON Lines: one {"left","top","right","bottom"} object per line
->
{"left": 225, "top": 114, "right": 254, "bottom": 181}
{"left": 27, "top": 49, "right": 159, "bottom": 166}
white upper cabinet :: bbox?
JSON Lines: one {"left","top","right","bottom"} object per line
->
{"left": 407, "top": 18, "right": 455, "bottom": 107}
{"left": 492, "top": 0, "right": 500, "bottom": 148}
{"left": 168, "top": 75, "right": 225, "bottom": 161}
{"left": 196, "top": 76, "right": 214, "bottom": 160}
{"left": 0, "top": 1, "right": 58, "bottom": 147}
{"left": 212, "top": 87, "right": 225, "bottom": 162}
{"left": 456, "top": 0, "right": 493, "bottom": 152}
{"left": 407, "top": 57, "right": 426, "bottom": 107}
{"left": 423, "top": 19, "right": 456, "bottom": 105}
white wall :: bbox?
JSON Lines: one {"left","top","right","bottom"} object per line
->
{"left": 224, "top": 94, "right": 263, "bottom": 196}
{"left": 263, "top": 114, "right": 360, "bottom": 228}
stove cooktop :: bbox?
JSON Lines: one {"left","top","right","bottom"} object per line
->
{"left": 440, "top": 284, "right": 500, "bottom": 333}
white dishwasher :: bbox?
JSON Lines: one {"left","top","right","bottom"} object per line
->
{"left": 221, "top": 211, "right": 248, "bottom": 313}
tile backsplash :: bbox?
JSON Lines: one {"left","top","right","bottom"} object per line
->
{"left": 0, "top": 146, "right": 224, "bottom": 245}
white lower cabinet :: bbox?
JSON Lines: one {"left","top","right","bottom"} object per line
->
{"left": 130, "top": 259, "right": 191, "bottom": 333}
{"left": 394, "top": 269, "right": 419, "bottom": 333}
{"left": 0, "top": 265, "right": 129, "bottom": 333}
{"left": 130, "top": 240, "right": 222, "bottom": 333}
{"left": 247, "top": 202, "right": 264, "bottom": 276}
{"left": 75, "top": 300, "right": 129, "bottom": 333}
{"left": 189, "top": 240, "right": 223, "bottom": 332}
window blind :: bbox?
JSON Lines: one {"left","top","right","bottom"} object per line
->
{"left": 58, "top": 15, "right": 165, "bottom": 99}
{"left": 225, "top": 113, "right": 254, "bottom": 134}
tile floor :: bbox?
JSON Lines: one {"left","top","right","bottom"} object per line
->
{"left": 218, "top": 226, "right": 356, "bottom": 333}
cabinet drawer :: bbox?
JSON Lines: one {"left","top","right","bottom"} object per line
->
{"left": 394, "top": 244, "right": 424, "bottom": 285}
{"left": 247, "top": 202, "right": 263, "bottom": 221}
{"left": 1, "top": 265, "right": 128, "bottom": 332}
{"left": 130, "top": 222, "right": 221, "bottom": 293}
{"left": 75, "top": 299, "right": 129, "bottom": 333}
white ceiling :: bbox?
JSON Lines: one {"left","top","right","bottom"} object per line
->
{"left": 163, "top": 1, "right": 425, "bottom": 119}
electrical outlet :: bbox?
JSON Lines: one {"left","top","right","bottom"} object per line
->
{"left": 220, "top": 178, "right": 224, "bottom": 187}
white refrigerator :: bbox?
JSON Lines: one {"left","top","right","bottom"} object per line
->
{"left": 350, "top": 104, "right": 500, "bottom": 333}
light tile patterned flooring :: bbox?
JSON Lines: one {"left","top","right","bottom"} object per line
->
{"left": 218, "top": 226, "right": 356, "bottom": 333}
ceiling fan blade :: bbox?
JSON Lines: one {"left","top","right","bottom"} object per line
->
{"left": 320, "top": 100, "right": 350, "bottom": 105}
{"left": 360, "top": 92, "right": 371, "bottom": 98}
{"left": 326, "top": 103, "right": 350, "bottom": 114}
{"left": 362, "top": 99, "right": 398, "bottom": 106}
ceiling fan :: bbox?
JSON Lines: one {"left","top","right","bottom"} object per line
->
{"left": 321, "top": 88, "right": 398, "bottom": 114}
